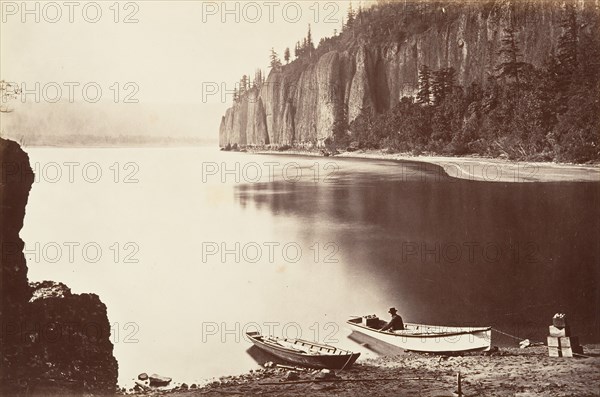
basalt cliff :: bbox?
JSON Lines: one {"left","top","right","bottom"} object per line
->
{"left": 219, "top": 0, "right": 597, "bottom": 148}
{"left": 0, "top": 137, "right": 118, "bottom": 395}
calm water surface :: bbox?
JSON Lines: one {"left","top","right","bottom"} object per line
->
{"left": 22, "top": 147, "right": 600, "bottom": 386}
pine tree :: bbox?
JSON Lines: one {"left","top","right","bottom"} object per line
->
{"left": 239, "top": 75, "right": 249, "bottom": 96}
{"left": 442, "top": 67, "right": 456, "bottom": 95}
{"left": 306, "top": 24, "right": 315, "bottom": 58}
{"left": 254, "top": 69, "right": 263, "bottom": 88}
{"left": 284, "top": 47, "right": 291, "bottom": 64}
{"left": 269, "top": 48, "right": 282, "bottom": 69}
{"left": 555, "top": 4, "right": 578, "bottom": 95}
{"left": 416, "top": 65, "right": 432, "bottom": 105}
{"left": 431, "top": 70, "right": 444, "bottom": 105}
{"left": 301, "top": 38, "right": 308, "bottom": 58}
{"left": 495, "top": 28, "right": 528, "bottom": 90}
{"left": 347, "top": 2, "right": 355, "bottom": 27}
{"left": 431, "top": 67, "right": 456, "bottom": 105}
{"left": 332, "top": 101, "right": 349, "bottom": 144}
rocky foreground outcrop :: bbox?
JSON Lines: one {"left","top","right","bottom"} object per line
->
{"left": 0, "top": 137, "right": 118, "bottom": 395}
{"left": 219, "top": 0, "right": 593, "bottom": 148}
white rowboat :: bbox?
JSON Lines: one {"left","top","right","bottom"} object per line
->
{"left": 347, "top": 315, "right": 491, "bottom": 353}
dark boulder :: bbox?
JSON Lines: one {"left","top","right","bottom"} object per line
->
{"left": 0, "top": 137, "right": 118, "bottom": 395}
{"left": 149, "top": 373, "right": 172, "bottom": 387}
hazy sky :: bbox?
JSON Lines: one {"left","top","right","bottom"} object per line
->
{"left": 1, "top": 1, "right": 361, "bottom": 139}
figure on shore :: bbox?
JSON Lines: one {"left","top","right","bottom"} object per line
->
{"left": 380, "top": 307, "right": 404, "bottom": 331}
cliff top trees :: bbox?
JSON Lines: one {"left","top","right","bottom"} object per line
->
{"left": 232, "top": 70, "right": 264, "bottom": 104}
{"left": 269, "top": 48, "right": 282, "bottom": 69}
{"left": 253, "top": 69, "right": 264, "bottom": 88}
{"left": 284, "top": 47, "right": 291, "bottom": 64}
{"left": 357, "top": 1, "right": 364, "bottom": 22}
{"left": 307, "top": 24, "right": 314, "bottom": 53}
{"left": 239, "top": 75, "right": 249, "bottom": 96}
{"left": 346, "top": 2, "right": 356, "bottom": 28}
{"left": 293, "top": 25, "right": 316, "bottom": 60}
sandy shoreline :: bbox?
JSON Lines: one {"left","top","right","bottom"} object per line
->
{"left": 130, "top": 346, "right": 600, "bottom": 397}
{"left": 243, "top": 148, "right": 600, "bottom": 183}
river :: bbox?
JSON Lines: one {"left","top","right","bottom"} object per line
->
{"left": 21, "top": 146, "right": 599, "bottom": 387}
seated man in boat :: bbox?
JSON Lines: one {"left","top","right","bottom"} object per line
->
{"left": 380, "top": 307, "right": 404, "bottom": 331}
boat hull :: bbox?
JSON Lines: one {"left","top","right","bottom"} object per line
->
{"left": 246, "top": 332, "right": 360, "bottom": 369}
{"left": 347, "top": 317, "right": 491, "bottom": 353}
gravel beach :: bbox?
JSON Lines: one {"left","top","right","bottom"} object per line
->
{"left": 129, "top": 345, "right": 600, "bottom": 397}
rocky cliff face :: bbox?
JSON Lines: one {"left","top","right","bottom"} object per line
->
{"left": 0, "top": 137, "right": 118, "bottom": 395}
{"left": 219, "top": 0, "right": 591, "bottom": 147}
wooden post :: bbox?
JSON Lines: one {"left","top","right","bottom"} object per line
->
{"left": 457, "top": 372, "right": 462, "bottom": 396}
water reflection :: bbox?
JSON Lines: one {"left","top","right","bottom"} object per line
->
{"left": 21, "top": 147, "right": 599, "bottom": 387}
{"left": 235, "top": 157, "right": 600, "bottom": 343}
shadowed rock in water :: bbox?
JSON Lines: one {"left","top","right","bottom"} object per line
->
{"left": 0, "top": 137, "right": 118, "bottom": 395}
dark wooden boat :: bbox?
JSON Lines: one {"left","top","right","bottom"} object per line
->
{"left": 245, "top": 331, "right": 360, "bottom": 369}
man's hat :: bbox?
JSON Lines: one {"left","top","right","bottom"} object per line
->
{"left": 388, "top": 307, "right": 397, "bottom": 314}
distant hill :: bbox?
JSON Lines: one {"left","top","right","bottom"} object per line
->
{"left": 0, "top": 100, "right": 221, "bottom": 147}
